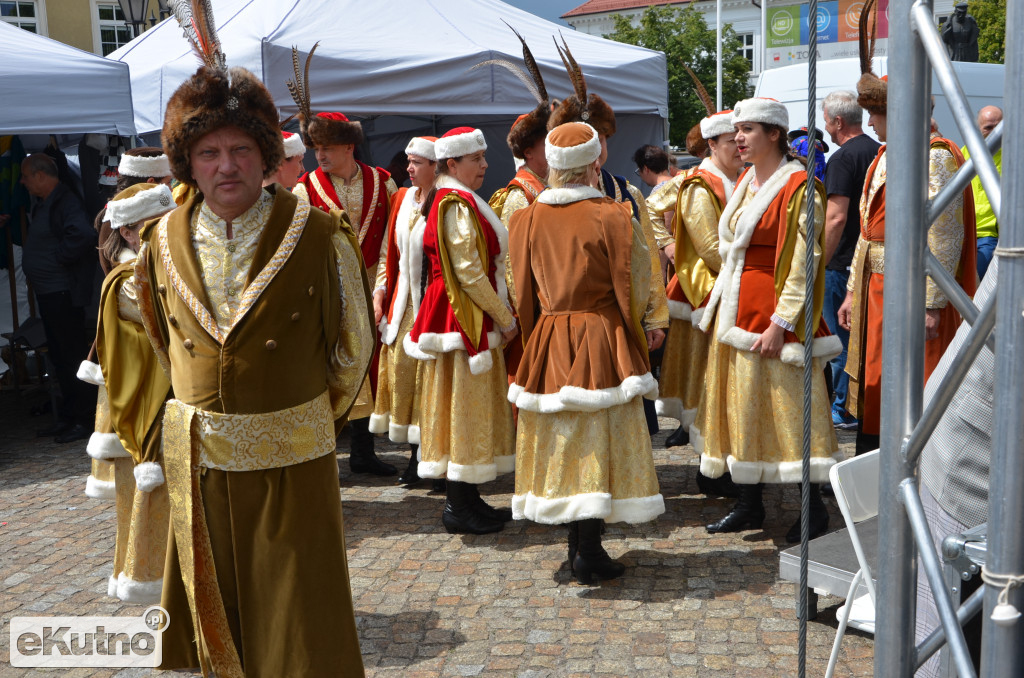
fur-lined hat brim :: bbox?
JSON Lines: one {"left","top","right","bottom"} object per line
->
{"left": 302, "top": 114, "right": 364, "bottom": 148}
{"left": 547, "top": 94, "right": 616, "bottom": 138}
{"left": 857, "top": 73, "right": 887, "bottom": 115}
{"left": 508, "top": 103, "right": 551, "bottom": 159}
{"left": 161, "top": 66, "right": 284, "bottom": 188}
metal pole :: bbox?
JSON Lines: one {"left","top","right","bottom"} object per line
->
{"left": 874, "top": 0, "right": 929, "bottom": 674}
{"left": 980, "top": 0, "right": 1024, "bottom": 672}
{"left": 716, "top": 0, "right": 723, "bottom": 111}
{"left": 915, "top": 586, "right": 986, "bottom": 669}
{"left": 760, "top": 0, "right": 767, "bottom": 78}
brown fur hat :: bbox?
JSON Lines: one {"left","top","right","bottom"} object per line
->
{"left": 161, "top": 66, "right": 284, "bottom": 188}
{"left": 857, "top": 73, "right": 887, "bottom": 116}
{"left": 547, "top": 94, "right": 616, "bottom": 138}
{"left": 302, "top": 111, "right": 364, "bottom": 148}
{"left": 856, "top": 0, "right": 885, "bottom": 115}
{"left": 685, "top": 123, "right": 708, "bottom": 158}
{"left": 508, "top": 104, "right": 551, "bottom": 159}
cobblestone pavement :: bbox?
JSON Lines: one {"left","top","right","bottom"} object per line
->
{"left": 0, "top": 387, "right": 874, "bottom": 677}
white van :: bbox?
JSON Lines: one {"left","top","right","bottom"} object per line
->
{"left": 753, "top": 57, "right": 1005, "bottom": 152}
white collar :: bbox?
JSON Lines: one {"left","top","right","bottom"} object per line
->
{"left": 536, "top": 185, "right": 604, "bottom": 205}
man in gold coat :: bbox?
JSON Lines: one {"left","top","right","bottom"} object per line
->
{"left": 133, "top": 11, "right": 373, "bottom": 675}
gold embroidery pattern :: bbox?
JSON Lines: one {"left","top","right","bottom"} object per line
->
{"left": 309, "top": 170, "right": 342, "bottom": 211}
{"left": 133, "top": 241, "right": 172, "bottom": 377}
{"left": 158, "top": 215, "right": 225, "bottom": 344}
{"left": 329, "top": 225, "right": 376, "bottom": 421}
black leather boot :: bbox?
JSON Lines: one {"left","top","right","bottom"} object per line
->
{"left": 465, "top": 483, "right": 513, "bottom": 522}
{"left": 348, "top": 418, "right": 397, "bottom": 476}
{"left": 696, "top": 470, "right": 741, "bottom": 498}
{"left": 665, "top": 425, "right": 689, "bottom": 448}
{"left": 398, "top": 445, "right": 421, "bottom": 486}
{"left": 705, "top": 483, "right": 765, "bottom": 534}
{"left": 442, "top": 481, "right": 503, "bottom": 535}
{"left": 567, "top": 521, "right": 579, "bottom": 573}
{"left": 431, "top": 478, "right": 447, "bottom": 493}
{"left": 785, "top": 483, "right": 830, "bottom": 544}
{"left": 572, "top": 519, "right": 625, "bottom": 585}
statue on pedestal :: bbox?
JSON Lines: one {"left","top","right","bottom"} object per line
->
{"left": 941, "top": 2, "right": 979, "bottom": 62}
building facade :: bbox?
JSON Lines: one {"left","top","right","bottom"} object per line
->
{"left": 1, "top": 0, "right": 164, "bottom": 55}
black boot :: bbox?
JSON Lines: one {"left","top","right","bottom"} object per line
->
{"left": 696, "top": 470, "right": 741, "bottom": 498}
{"left": 441, "top": 481, "right": 503, "bottom": 535}
{"left": 466, "top": 483, "right": 513, "bottom": 522}
{"left": 786, "top": 483, "right": 830, "bottom": 544}
{"left": 567, "top": 521, "right": 579, "bottom": 572}
{"left": 705, "top": 483, "right": 765, "bottom": 533}
{"left": 348, "top": 418, "right": 397, "bottom": 476}
{"left": 572, "top": 519, "right": 625, "bottom": 585}
{"left": 665, "top": 425, "right": 689, "bottom": 447}
{"left": 398, "top": 445, "right": 421, "bottom": 486}
{"left": 431, "top": 478, "right": 447, "bottom": 493}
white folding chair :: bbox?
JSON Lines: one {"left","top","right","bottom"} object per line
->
{"left": 825, "top": 449, "right": 880, "bottom": 678}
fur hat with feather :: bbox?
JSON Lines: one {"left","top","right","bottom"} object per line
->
{"left": 546, "top": 35, "right": 616, "bottom": 138}
{"left": 856, "top": 0, "right": 887, "bottom": 115}
{"left": 287, "top": 43, "right": 364, "bottom": 148}
{"left": 162, "top": 0, "right": 283, "bottom": 188}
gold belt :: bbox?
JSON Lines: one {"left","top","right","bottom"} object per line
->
{"left": 866, "top": 240, "right": 885, "bottom": 275}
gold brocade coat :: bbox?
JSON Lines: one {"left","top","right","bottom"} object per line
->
{"left": 135, "top": 186, "right": 372, "bottom": 678}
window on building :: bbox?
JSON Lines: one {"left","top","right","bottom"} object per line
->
{"left": 1, "top": 1, "right": 39, "bottom": 32}
{"left": 97, "top": 2, "right": 132, "bottom": 56}
{"left": 737, "top": 32, "right": 756, "bottom": 72}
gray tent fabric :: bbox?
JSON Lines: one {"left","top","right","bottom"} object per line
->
{"left": 109, "top": 0, "right": 668, "bottom": 191}
{"left": 0, "top": 22, "right": 136, "bottom": 136}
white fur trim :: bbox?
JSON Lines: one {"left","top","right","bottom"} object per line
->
{"left": 690, "top": 306, "right": 707, "bottom": 328}
{"left": 667, "top": 300, "right": 692, "bottom": 321}
{"left": 116, "top": 248, "right": 136, "bottom": 264}
{"left": 388, "top": 421, "right": 410, "bottom": 444}
{"left": 87, "top": 432, "right": 129, "bottom": 460}
{"left": 717, "top": 326, "right": 843, "bottom": 366}
{"left": 693, "top": 423, "right": 841, "bottom": 483}
{"left": 447, "top": 461, "right": 498, "bottom": 484}
{"left": 118, "top": 153, "right": 171, "bottom": 178}
{"left": 133, "top": 462, "right": 164, "bottom": 492}
{"left": 383, "top": 190, "right": 422, "bottom": 345}
{"left": 697, "top": 157, "right": 737, "bottom": 201}
{"left": 701, "top": 111, "right": 736, "bottom": 139}
{"left": 494, "top": 454, "right": 515, "bottom": 474}
{"left": 106, "top": 184, "right": 175, "bottom": 230}
{"left": 408, "top": 424, "right": 421, "bottom": 445}
{"left": 408, "top": 210, "right": 428, "bottom": 317}
{"left": 467, "top": 350, "right": 493, "bottom": 375}
{"left": 418, "top": 456, "right": 450, "bottom": 479}
{"left": 77, "top": 360, "right": 104, "bottom": 386}
{"left": 405, "top": 136, "right": 437, "bottom": 162}
{"left": 655, "top": 398, "right": 697, "bottom": 429}
{"left": 403, "top": 331, "right": 436, "bottom": 361}
{"left": 107, "top": 574, "right": 118, "bottom": 598}
{"left": 508, "top": 373, "right": 658, "bottom": 414}
{"left": 435, "top": 129, "right": 486, "bottom": 159}
{"left": 368, "top": 412, "right": 390, "bottom": 435}
{"left": 536, "top": 185, "right": 604, "bottom": 205}
{"left": 732, "top": 98, "right": 789, "bottom": 130}
{"left": 512, "top": 491, "right": 665, "bottom": 525}
{"left": 699, "top": 160, "right": 803, "bottom": 338}
{"left": 282, "top": 133, "right": 305, "bottom": 158}
{"left": 85, "top": 475, "right": 116, "bottom": 500}
{"left": 116, "top": 573, "right": 162, "bottom": 604}
{"left": 544, "top": 122, "right": 601, "bottom": 170}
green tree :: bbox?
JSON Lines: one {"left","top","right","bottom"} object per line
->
{"left": 968, "top": 0, "right": 1006, "bottom": 64}
{"left": 605, "top": 5, "right": 752, "bottom": 148}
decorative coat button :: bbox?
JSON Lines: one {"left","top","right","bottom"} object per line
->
{"left": 307, "top": 286, "right": 315, "bottom": 296}
{"left": 227, "top": 288, "right": 236, "bottom": 297}
{"left": 158, "top": 284, "right": 167, "bottom": 295}
{"left": 168, "top": 314, "right": 178, "bottom": 328}
{"left": 183, "top": 339, "right": 194, "bottom": 350}
{"left": 265, "top": 340, "right": 278, "bottom": 351}
{"left": 228, "top": 244, "right": 236, "bottom": 253}
{"left": 291, "top": 312, "right": 301, "bottom": 321}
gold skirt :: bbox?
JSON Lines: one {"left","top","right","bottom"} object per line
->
{"left": 417, "top": 347, "right": 515, "bottom": 484}
{"left": 657, "top": 317, "right": 709, "bottom": 428}
{"left": 111, "top": 458, "right": 169, "bottom": 603}
{"left": 370, "top": 303, "right": 422, "bottom": 443}
{"left": 692, "top": 329, "right": 839, "bottom": 484}
{"left": 513, "top": 397, "right": 665, "bottom": 525}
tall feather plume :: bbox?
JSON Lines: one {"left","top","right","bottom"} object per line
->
{"left": 286, "top": 42, "right": 319, "bottom": 123}
{"left": 470, "top": 59, "right": 542, "bottom": 103}
{"left": 503, "top": 21, "right": 547, "bottom": 103}
{"left": 683, "top": 63, "right": 715, "bottom": 117}
{"left": 859, "top": 0, "right": 878, "bottom": 75}
{"left": 169, "top": 0, "right": 226, "bottom": 71}
{"left": 554, "top": 35, "right": 587, "bottom": 105}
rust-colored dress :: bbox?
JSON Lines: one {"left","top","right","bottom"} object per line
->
{"left": 508, "top": 185, "right": 666, "bottom": 525}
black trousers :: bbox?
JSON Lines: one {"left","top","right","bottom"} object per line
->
{"left": 36, "top": 291, "right": 94, "bottom": 425}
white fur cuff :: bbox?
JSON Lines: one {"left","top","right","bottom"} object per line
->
{"left": 545, "top": 123, "right": 601, "bottom": 170}
{"left": 77, "top": 360, "right": 104, "bottom": 386}
{"left": 118, "top": 153, "right": 171, "bottom": 178}
{"left": 116, "top": 573, "right": 163, "bottom": 604}
{"left": 667, "top": 300, "right": 692, "bottom": 321}
{"left": 408, "top": 424, "right": 421, "bottom": 445}
{"left": 388, "top": 420, "right": 410, "bottom": 443}
{"left": 700, "top": 453, "right": 840, "bottom": 484}
{"left": 446, "top": 461, "right": 498, "bottom": 485}
{"left": 133, "top": 462, "right": 164, "bottom": 492}
{"left": 536, "top": 185, "right": 603, "bottom": 205}
{"left": 512, "top": 491, "right": 666, "bottom": 525}
{"left": 508, "top": 373, "right": 658, "bottom": 414}
{"left": 368, "top": 412, "right": 390, "bottom": 435}
{"left": 657, "top": 398, "right": 698, "bottom": 429}
{"left": 87, "top": 432, "right": 129, "bottom": 460}
{"left": 85, "top": 475, "right": 116, "bottom": 500}
{"left": 405, "top": 136, "right": 437, "bottom": 162}
{"left": 106, "top": 184, "right": 175, "bottom": 230}
{"left": 435, "top": 129, "right": 486, "bottom": 159}
{"left": 418, "top": 456, "right": 450, "bottom": 479}
{"left": 107, "top": 574, "right": 119, "bottom": 598}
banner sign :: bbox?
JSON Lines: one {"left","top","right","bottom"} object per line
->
{"left": 766, "top": 0, "right": 889, "bottom": 69}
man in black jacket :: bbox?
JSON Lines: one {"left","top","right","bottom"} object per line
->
{"left": 20, "top": 153, "right": 97, "bottom": 442}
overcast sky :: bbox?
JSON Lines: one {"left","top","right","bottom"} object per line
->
{"left": 504, "top": 0, "right": 583, "bottom": 26}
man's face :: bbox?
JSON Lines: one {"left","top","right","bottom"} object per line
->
{"left": 19, "top": 166, "right": 42, "bottom": 197}
{"left": 978, "top": 108, "right": 1002, "bottom": 138}
{"left": 189, "top": 125, "right": 265, "bottom": 219}
{"left": 823, "top": 106, "right": 840, "bottom": 145}
{"left": 868, "top": 111, "right": 887, "bottom": 143}
{"left": 315, "top": 144, "right": 353, "bottom": 176}
{"left": 522, "top": 138, "right": 548, "bottom": 178}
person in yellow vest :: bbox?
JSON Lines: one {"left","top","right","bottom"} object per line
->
{"left": 132, "top": 6, "right": 372, "bottom": 674}
{"left": 95, "top": 183, "right": 175, "bottom": 604}
{"left": 658, "top": 110, "right": 744, "bottom": 499}
{"left": 370, "top": 135, "right": 437, "bottom": 487}
{"left": 509, "top": 122, "right": 665, "bottom": 584}
{"left": 693, "top": 98, "right": 840, "bottom": 543}
{"left": 289, "top": 46, "right": 399, "bottom": 476}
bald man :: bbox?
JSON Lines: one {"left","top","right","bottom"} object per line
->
{"left": 961, "top": 105, "right": 1002, "bottom": 280}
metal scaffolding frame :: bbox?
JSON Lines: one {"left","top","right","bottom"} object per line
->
{"left": 873, "top": 0, "right": 1023, "bottom": 676}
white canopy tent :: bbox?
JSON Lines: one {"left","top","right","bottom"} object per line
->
{"left": 109, "top": 0, "right": 668, "bottom": 193}
{"left": 0, "top": 21, "right": 136, "bottom": 136}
